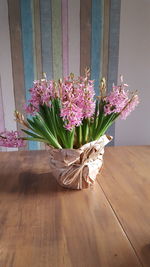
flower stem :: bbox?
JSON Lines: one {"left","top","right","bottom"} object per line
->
{"left": 76, "top": 125, "right": 82, "bottom": 147}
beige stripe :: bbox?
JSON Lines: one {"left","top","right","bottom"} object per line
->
{"left": 7, "top": 0, "right": 26, "bottom": 151}
{"left": 80, "top": 0, "right": 92, "bottom": 76}
{"left": 0, "top": 0, "right": 17, "bottom": 151}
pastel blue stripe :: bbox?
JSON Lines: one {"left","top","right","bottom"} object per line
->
{"left": 107, "top": 0, "right": 121, "bottom": 145}
{"left": 91, "top": 0, "right": 103, "bottom": 96}
{"left": 40, "top": 0, "right": 53, "bottom": 79}
{"left": 21, "top": 0, "right": 38, "bottom": 150}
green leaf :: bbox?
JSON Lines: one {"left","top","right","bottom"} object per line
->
{"left": 82, "top": 118, "right": 89, "bottom": 144}
{"left": 33, "top": 115, "right": 62, "bottom": 149}
{"left": 76, "top": 125, "right": 82, "bottom": 147}
{"left": 93, "top": 100, "right": 105, "bottom": 138}
{"left": 39, "top": 104, "right": 57, "bottom": 138}
{"left": 26, "top": 99, "right": 76, "bottom": 149}
{"left": 52, "top": 98, "right": 73, "bottom": 148}
{"left": 95, "top": 113, "right": 116, "bottom": 139}
{"left": 90, "top": 100, "right": 99, "bottom": 140}
{"left": 66, "top": 128, "right": 75, "bottom": 149}
{"left": 27, "top": 118, "right": 42, "bottom": 134}
{"left": 27, "top": 116, "right": 62, "bottom": 148}
{"left": 22, "top": 129, "right": 44, "bottom": 140}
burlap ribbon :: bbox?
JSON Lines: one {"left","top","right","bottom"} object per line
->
{"left": 48, "top": 135, "right": 112, "bottom": 189}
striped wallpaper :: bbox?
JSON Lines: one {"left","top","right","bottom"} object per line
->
{"left": 0, "top": 0, "right": 121, "bottom": 151}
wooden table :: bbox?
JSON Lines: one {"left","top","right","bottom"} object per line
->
{"left": 0, "top": 146, "right": 150, "bottom": 267}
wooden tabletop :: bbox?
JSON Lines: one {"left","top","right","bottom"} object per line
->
{"left": 0, "top": 146, "right": 150, "bottom": 267}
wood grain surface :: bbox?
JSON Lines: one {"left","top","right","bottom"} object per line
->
{"left": 98, "top": 146, "right": 150, "bottom": 267}
{"left": 0, "top": 147, "right": 149, "bottom": 267}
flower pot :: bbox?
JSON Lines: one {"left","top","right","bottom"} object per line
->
{"left": 48, "top": 135, "right": 112, "bottom": 190}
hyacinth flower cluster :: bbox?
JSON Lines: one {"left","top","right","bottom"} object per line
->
{"left": 0, "top": 70, "right": 139, "bottom": 149}
{"left": 60, "top": 72, "right": 95, "bottom": 131}
{"left": 24, "top": 78, "right": 55, "bottom": 115}
{"left": 0, "top": 130, "right": 25, "bottom": 148}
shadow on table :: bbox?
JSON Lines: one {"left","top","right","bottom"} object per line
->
{"left": 141, "top": 244, "right": 150, "bottom": 264}
{"left": 0, "top": 172, "right": 78, "bottom": 195}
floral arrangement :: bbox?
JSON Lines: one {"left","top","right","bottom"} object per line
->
{"left": 0, "top": 69, "right": 139, "bottom": 149}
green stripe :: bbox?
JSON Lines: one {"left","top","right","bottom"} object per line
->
{"left": 51, "top": 0, "right": 62, "bottom": 80}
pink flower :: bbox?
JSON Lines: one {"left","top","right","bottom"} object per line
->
{"left": 60, "top": 101, "right": 83, "bottom": 130}
{"left": 120, "top": 95, "right": 139, "bottom": 119}
{"left": 24, "top": 103, "right": 39, "bottom": 115}
{"left": 24, "top": 79, "right": 55, "bottom": 115}
{"left": 104, "top": 80, "right": 139, "bottom": 119}
{"left": 0, "top": 130, "right": 25, "bottom": 148}
{"left": 24, "top": 74, "right": 96, "bottom": 131}
{"left": 77, "top": 80, "right": 95, "bottom": 118}
{"left": 104, "top": 84, "right": 129, "bottom": 115}
{"left": 60, "top": 76, "right": 95, "bottom": 130}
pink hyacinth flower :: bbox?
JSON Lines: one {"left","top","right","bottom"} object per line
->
{"left": 24, "top": 103, "right": 39, "bottom": 115}
{"left": 120, "top": 95, "right": 139, "bottom": 119}
{"left": 60, "top": 76, "right": 95, "bottom": 130}
{"left": 104, "top": 84, "right": 129, "bottom": 115}
{"left": 0, "top": 130, "right": 25, "bottom": 148}
{"left": 24, "top": 79, "right": 55, "bottom": 115}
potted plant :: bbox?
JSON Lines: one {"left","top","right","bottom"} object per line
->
{"left": 0, "top": 69, "right": 139, "bottom": 189}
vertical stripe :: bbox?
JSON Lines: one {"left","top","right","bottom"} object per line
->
{"left": 8, "top": 0, "right": 26, "bottom": 151}
{"left": 100, "top": 1, "right": 104, "bottom": 81}
{"left": 0, "top": 0, "right": 17, "bottom": 152}
{"left": 21, "top": 0, "right": 38, "bottom": 150}
{"left": 0, "top": 76, "right": 6, "bottom": 152}
{"left": 52, "top": 0, "right": 62, "bottom": 80}
{"left": 32, "top": 0, "right": 42, "bottom": 150}
{"left": 91, "top": 0, "right": 104, "bottom": 96}
{"left": 107, "top": 0, "right": 121, "bottom": 144}
{"left": 0, "top": 76, "right": 5, "bottom": 132}
{"left": 61, "top": 0, "right": 69, "bottom": 77}
{"left": 32, "top": 0, "right": 42, "bottom": 80}
{"left": 40, "top": 0, "right": 53, "bottom": 79}
{"left": 80, "top": 0, "right": 92, "bottom": 76}
{"left": 32, "top": 0, "right": 37, "bottom": 80}
{"left": 68, "top": 0, "right": 80, "bottom": 76}
{"left": 102, "top": 0, "right": 110, "bottom": 80}
{"left": 40, "top": 0, "right": 52, "bottom": 150}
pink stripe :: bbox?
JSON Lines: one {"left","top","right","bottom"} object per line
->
{"left": 61, "top": 0, "right": 69, "bottom": 77}
{"left": 0, "top": 76, "right": 5, "bottom": 132}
